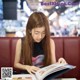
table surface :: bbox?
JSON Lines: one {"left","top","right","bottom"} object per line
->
{"left": 12, "top": 78, "right": 77, "bottom": 80}
{"left": 12, "top": 74, "right": 77, "bottom": 80}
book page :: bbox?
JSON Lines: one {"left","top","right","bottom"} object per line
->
{"left": 35, "top": 63, "right": 76, "bottom": 80}
{"left": 35, "top": 63, "right": 66, "bottom": 75}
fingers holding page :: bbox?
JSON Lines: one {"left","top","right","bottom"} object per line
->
{"left": 25, "top": 65, "right": 40, "bottom": 74}
{"left": 58, "top": 58, "right": 67, "bottom": 64}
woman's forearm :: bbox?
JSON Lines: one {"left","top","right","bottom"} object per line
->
{"left": 14, "top": 63, "right": 28, "bottom": 70}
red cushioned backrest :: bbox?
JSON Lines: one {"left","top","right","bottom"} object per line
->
{"left": 0, "top": 37, "right": 11, "bottom": 78}
{"left": 63, "top": 37, "right": 80, "bottom": 79}
{"left": 11, "top": 37, "right": 20, "bottom": 67}
{"left": 0, "top": 38, "right": 11, "bottom": 67}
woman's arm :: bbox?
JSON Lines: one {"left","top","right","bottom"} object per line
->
{"left": 14, "top": 39, "right": 27, "bottom": 70}
{"left": 50, "top": 39, "right": 67, "bottom": 64}
{"left": 50, "top": 39, "right": 56, "bottom": 63}
{"left": 14, "top": 39, "right": 40, "bottom": 74}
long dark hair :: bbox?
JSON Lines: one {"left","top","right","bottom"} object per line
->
{"left": 22, "top": 12, "right": 51, "bottom": 66}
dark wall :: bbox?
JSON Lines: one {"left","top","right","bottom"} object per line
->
{"left": 3, "top": 1, "right": 17, "bottom": 20}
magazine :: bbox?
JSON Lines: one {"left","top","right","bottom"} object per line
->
{"left": 33, "top": 63, "right": 76, "bottom": 80}
{"left": 12, "top": 63, "right": 76, "bottom": 80}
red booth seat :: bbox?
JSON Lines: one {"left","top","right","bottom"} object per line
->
{"left": 0, "top": 37, "right": 80, "bottom": 79}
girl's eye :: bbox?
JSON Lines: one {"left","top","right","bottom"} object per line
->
{"left": 42, "top": 32, "right": 45, "bottom": 35}
{"left": 35, "top": 32, "right": 39, "bottom": 34}
{"left": 43, "top": 33, "right": 45, "bottom": 34}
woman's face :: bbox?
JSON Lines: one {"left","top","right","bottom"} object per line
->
{"left": 31, "top": 27, "right": 45, "bottom": 43}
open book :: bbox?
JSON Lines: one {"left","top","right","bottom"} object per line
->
{"left": 12, "top": 63, "right": 76, "bottom": 80}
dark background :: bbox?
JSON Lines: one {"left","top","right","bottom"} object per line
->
{"left": 3, "top": 0, "right": 17, "bottom": 20}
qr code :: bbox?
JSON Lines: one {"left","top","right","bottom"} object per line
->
{"left": 1, "top": 67, "right": 13, "bottom": 79}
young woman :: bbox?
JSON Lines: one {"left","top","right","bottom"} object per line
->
{"left": 14, "top": 12, "right": 67, "bottom": 74}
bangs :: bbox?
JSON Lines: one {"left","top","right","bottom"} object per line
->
{"left": 35, "top": 22, "right": 45, "bottom": 28}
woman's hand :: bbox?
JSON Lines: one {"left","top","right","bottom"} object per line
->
{"left": 58, "top": 58, "right": 67, "bottom": 64}
{"left": 25, "top": 65, "right": 40, "bottom": 74}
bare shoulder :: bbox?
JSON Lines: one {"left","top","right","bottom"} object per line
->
{"left": 50, "top": 38, "right": 55, "bottom": 45}
{"left": 16, "top": 39, "right": 22, "bottom": 46}
{"left": 16, "top": 39, "right": 22, "bottom": 53}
